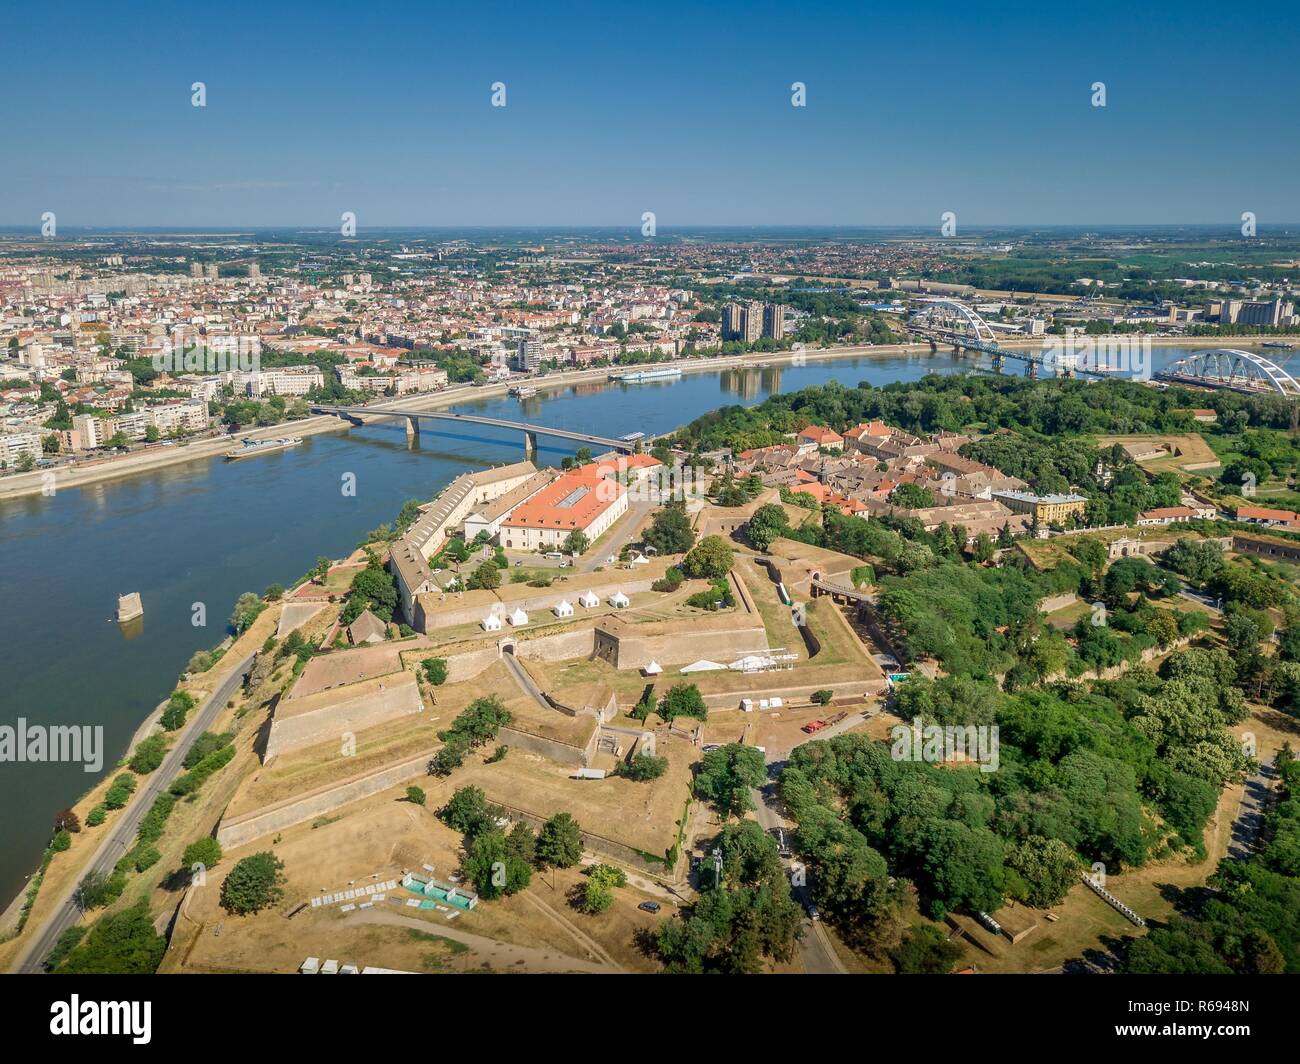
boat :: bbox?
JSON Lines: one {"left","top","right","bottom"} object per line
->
{"left": 1262, "top": 341, "right": 1294, "bottom": 349}
{"left": 223, "top": 436, "right": 304, "bottom": 461}
{"left": 509, "top": 385, "right": 537, "bottom": 398}
{"left": 609, "top": 366, "right": 683, "bottom": 383}
{"left": 116, "top": 592, "right": 143, "bottom": 623}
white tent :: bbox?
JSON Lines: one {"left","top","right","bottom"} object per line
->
{"left": 508, "top": 607, "right": 529, "bottom": 626}
{"left": 481, "top": 613, "right": 502, "bottom": 632}
{"left": 608, "top": 591, "right": 630, "bottom": 608}
{"left": 578, "top": 590, "right": 600, "bottom": 608}
{"left": 642, "top": 660, "right": 663, "bottom": 676}
{"left": 628, "top": 551, "right": 650, "bottom": 566}
{"left": 553, "top": 599, "right": 574, "bottom": 617}
{"left": 681, "top": 659, "right": 726, "bottom": 673}
{"left": 729, "top": 654, "right": 774, "bottom": 671}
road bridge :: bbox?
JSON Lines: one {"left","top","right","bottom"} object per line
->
{"left": 311, "top": 403, "right": 640, "bottom": 456}
{"left": 905, "top": 298, "right": 1109, "bottom": 379}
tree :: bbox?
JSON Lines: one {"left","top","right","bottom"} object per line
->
{"left": 643, "top": 501, "right": 695, "bottom": 555}
{"left": 465, "top": 828, "right": 531, "bottom": 899}
{"left": 746, "top": 503, "right": 789, "bottom": 551}
{"left": 406, "top": 785, "right": 427, "bottom": 806}
{"left": 467, "top": 561, "right": 501, "bottom": 590}
{"left": 1145, "top": 609, "right": 1180, "bottom": 649}
{"left": 56, "top": 901, "right": 165, "bottom": 974}
{"left": 695, "top": 743, "right": 767, "bottom": 819}
{"left": 422, "top": 657, "right": 448, "bottom": 685}
{"left": 182, "top": 836, "right": 223, "bottom": 870}
{"left": 220, "top": 852, "right": 285, "bottom": 915}
{"left": 891, "top": 924, "right": 964, "bottom": 974}
{"left": 160, "top": 690, "right": 195, "bottom": 731}
{"left": 230, "top": 591, "right": 264, "bottom": 633}
{"left": 128, "top": 734, "right": 168, "bottom": 773}
{"left": 15, "top": 451, "right": 35, "bottom": 472}
{"left": 442, "top": 786, "right": 499, "bottom": 837}
{"left": 890, "top": 482, "right": 936, "bottom": 509}
{"left": 658, "top": 683, "right": 708, "bottom": 723}
{"left": 53, "top": 808, "right": 81, "bottom": 834}
{"left": 812, "top": 689, "right": 834, "bottom": 705}
{"left": 562, "top": 530, "right": 590, "bottom": 556}
{"left": 617, "top": 752, "right": 669, "bottom": 781}
{"left": 575, "top": 864, "right": 626, "bottom": 914}
{"left": 972, "top": 531, "right": 995, "bottom": 564}
{"left": 347, "top": 559, "right": 398, "bottom": 622}
{"left": 313, "top": 556, "right": 332, "bottom": 584}
{"left": 264, "top": 583, "right": 284, "bottom": 601}
{"left": 537, "top": 812, "right": 584, "bottom": 868}
{"left": 682, "top": 535, "right": 734, "bottom": 579}
{"left": 1004, "top": 835, "right": 1079, "bottom": 908}
{"left": 144, "top": 424, "right": 161, "bottom": 443}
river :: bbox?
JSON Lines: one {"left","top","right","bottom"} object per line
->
{"left": 0, "top": 345, "right": 1240, "bottom": 903}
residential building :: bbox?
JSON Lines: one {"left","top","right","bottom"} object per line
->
{"left": 992, "top": 489, "right": 1089, "bottom": 525}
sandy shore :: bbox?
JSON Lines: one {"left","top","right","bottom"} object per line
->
{"left": 2, "top": 336, "right": 1296, "bottom": 503}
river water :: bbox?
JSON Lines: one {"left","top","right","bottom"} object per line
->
{"left": 0, "top": 345, "right": 1236, "bottom": 902}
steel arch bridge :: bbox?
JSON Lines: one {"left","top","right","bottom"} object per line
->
{"left": 1156, "top": 348, "right": 1300, "bottom": 397}
{"left": 908, "top": 298, "right": 1001, "bottom": 343}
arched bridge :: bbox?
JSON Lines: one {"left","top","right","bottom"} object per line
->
{"left": 906, "top": 298, "right": 1109, "bottom": 378}
{"left": 311, "top": 403, "right": 640, "bottom": 456}
{"left": 1154, "top": 349, "right": 1300, "bottom": 398}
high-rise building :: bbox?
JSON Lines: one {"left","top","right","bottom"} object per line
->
{"left": 721, "top": 303, "right": 743, "bottom": 341}
{"left": 742, "top": 301, "right": 764, "bottom": 343}
{"left": 204, "top": 264, "right": 218, "bottom": 280}
{"left": 190, "top": 262, "right": 203, "bottom": 278}
{"left": 762, "top": 303, "right": 785, "bottom": 340}
{"left": 248, "top": 262, "right": 261, "bottom": 279}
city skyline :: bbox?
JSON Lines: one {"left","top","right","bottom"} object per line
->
{"left": 4, "top": 0, "right": 1298, "bottom": 228}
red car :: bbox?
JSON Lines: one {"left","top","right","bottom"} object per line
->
{"left": 801, "top": 720, "right": 828, "bottom": 735}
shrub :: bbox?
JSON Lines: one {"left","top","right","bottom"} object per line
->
{"left": 184, "top": 731, "right": 233, "bottom": 769}
{"left": 160, "top": 690, "right": 196, "bottom": 731}
{"left": 85, "top": 805, "right": 107, "bottom": 828}
{"left": 406, "top": 785, "right": 427, "bottom": 806}
{"left": 131, "top": 845, "right": 161, "bottom": 873}
{"left": 422, "top": 657, "right": 448, "bottom": 686}
{"left": 617, "top": 752, "right": 669, "bottom": 781}
{"left": 104, "top": 773, "right": 136, "bottom": 810}
{"left": 183, "top": 837, "right": 223, "bottom": 870}
{"left": 129, "top": 734, "right": 169, "bottom": 774}
{"left": 51, "top": 830, "right": 72, "bottom": 853}
{"left": 170, "top": 743, "right": 235, "bottom": 796}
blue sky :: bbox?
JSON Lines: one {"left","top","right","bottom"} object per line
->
{"left": 3, "top": 0, "right": 1297, "bottom": 227}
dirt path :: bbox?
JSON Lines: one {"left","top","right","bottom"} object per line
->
{"left": 518, "top": 890, "right": 625, "bottom": 971}
{"left": 343, "top": 906, "right": 619, "bottom": 974}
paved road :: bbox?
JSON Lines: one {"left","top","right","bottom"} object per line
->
{"left": 749, "top": 777, "right": 847, "bottom": 975}
{"left": 13, "top": 652, "right": 255, "bottom": 973}
{"left": 501, "top": 651, "right": 550, "bottom": 710}
{"left": 1229, "top": 761, "right": 1276, "bottom": 860}
{"left": 577, "top": 500, "right": 655, "bottom": 573}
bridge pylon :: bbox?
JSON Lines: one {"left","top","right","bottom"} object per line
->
{"left": 405, "top": 417, "right": 419, "bottom": 443}
{"left": 524, "top": 430, "right": 538, "bottom": 460}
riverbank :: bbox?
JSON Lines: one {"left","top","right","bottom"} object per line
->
{"left": 7, "top": 334, "right": 1292, "bottom": 503}
{"left": 0, "top": 345, "right": 884, "bottom": 501}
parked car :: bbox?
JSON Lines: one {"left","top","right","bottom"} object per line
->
{"left": 637, "top": 901, "right": 661, "bottom": 914}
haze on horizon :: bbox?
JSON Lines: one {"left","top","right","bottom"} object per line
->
{"left": 3, "top": 0, "right": 1297, "bottom": 229}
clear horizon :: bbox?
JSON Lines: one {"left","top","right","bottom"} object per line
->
{"left": 4, "top": 0, "right": 1297, "bottom": 229}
